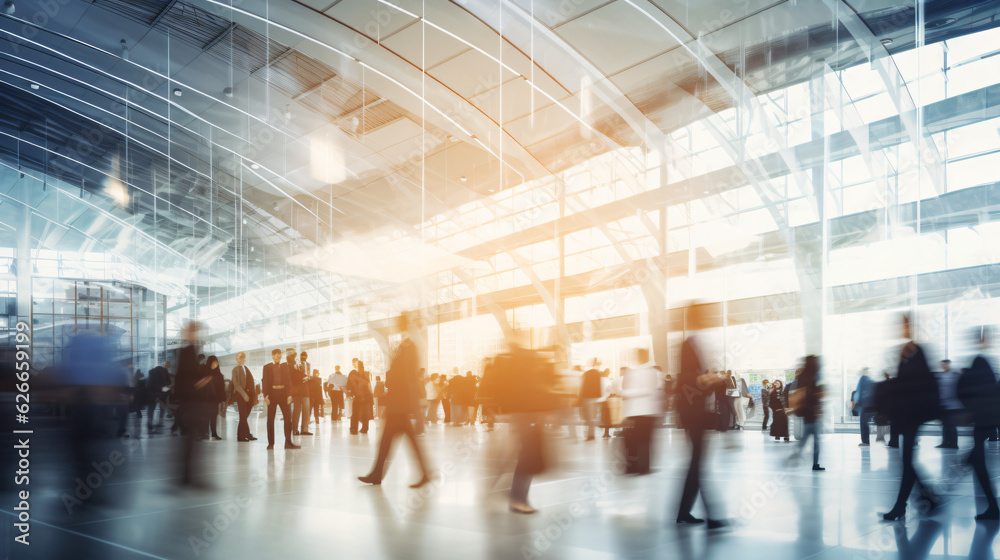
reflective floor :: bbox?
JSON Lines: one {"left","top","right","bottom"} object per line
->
{"left": 5, "top": 413, "right": 1000, "bottom": 560}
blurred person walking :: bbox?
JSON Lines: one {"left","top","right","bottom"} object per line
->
{"left": 674, "top": 302, "right": 727, "bottom": 528}
{"left": 956, "top": 328, "right": 1000, "bottom": 520}
{"left": 482, "top": 337, "right": 558, "bottom": 513}
{"left": 789, "top": 357, "right": 825, "bottom": 471}
{"left": 232, "top": 352, "right": 257, "bottom": 442}
{"left": 359, "top": 313, "right": 433, "bottom": 488}
{"left": 263, "top": 349, "right": 299, "bottom": 450}
{"left": 175, "top": 322, "right": 214, "bottom": 486}
{"left": 621, "top": 348, "right": 660, "bottom": 475}
{"left": 882, "top": 314, "right": 940, "bottom": 521}
{"left": 936, "top": 360, "right": 961, "bottom": 449}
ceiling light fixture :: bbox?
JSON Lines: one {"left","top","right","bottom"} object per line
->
{"left": 29, "top": 83, "right": 39, "bottom": 90}
{"left": 172, "top": 88, "right": 182, "bottom": 97}
{"left": 3, "top": 2, "right": 14, "bottom": 15}
{"left": 881, "top": 38, "right": 893, "bottom": 46}
{"left": 250, "top": 163, "right": 259, "bottom": 170}
{"left": 242, "top": 218, "right": 247, "bottom": 225}
{"left": 459, "top": 176, "right": 467, "bottom": 182}
{"left": 223, "top": 86, "right": 234, "bottom": 98}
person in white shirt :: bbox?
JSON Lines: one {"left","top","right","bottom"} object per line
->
{"left": 622, "top": 349, "right": 660, "bottom": 474}
{"left": 425, "top": 373, "right": 443, "bottom": 424}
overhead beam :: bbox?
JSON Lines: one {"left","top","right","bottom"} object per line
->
{"left": 202, "top": 21, "right": 237, "bottom": 53}
{"left": 150, "top": 0, "right": 179, "bottom": 29}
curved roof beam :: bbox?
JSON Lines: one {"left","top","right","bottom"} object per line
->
{"left": 823, "top": 0, "right": 944, "bottom": 196}
{"left": 0, "top": 19, "right": 343, "bottom": 215}
{"left": 200, "top": 0, "right": 530, "bottom": 182}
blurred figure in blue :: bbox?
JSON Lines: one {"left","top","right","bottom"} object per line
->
{"left": 882, "top": 314, "right": 940, "bottom": 521}
{"left": 957, "top": 327, "right": 1000, "bottom": 520}
{"left": 852, "top": 369, "right": 875, "bottom": 446}
{"left": 674, "top": 302, "right": 727, "bottom": 528}
{"left": 60, "top": 331, "right": 131, "bottom": 494}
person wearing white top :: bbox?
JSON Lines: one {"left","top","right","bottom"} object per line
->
{"left": 622, "top": 349, "right": 660, "bottom": 474}
{"left": 425, "top": 373, "right": 443, "bottom": 424}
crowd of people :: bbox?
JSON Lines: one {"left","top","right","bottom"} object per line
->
{"left": 43, "top": 306, "right": 1000, "bottom": 525}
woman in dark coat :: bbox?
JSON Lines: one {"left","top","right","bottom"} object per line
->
{"left": 957, "top": 329, "right": 1000, "bottom": 520}
{"left": 769, "top": 380, "right": 789, "bottom": 442}
{"left": 347, "top": 361, "right": 374, "bottom": 434}
{"left": 882, "top": 314, "right": 940, "bottom": 521}
{"left": 206, "top": 356, "right": 226, "bottom": 440}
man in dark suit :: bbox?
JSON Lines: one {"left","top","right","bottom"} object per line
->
{"left": 147, "top": 360, "right": 171, "bottom": 433}
{"left": 232, "top": 352, "right": 257, "bottom": 442}
{"left": 263, "top": 349, "right": 299, "bottom": 450}
{"left": 359, "top": 313, "right": 432, "bottom": 488}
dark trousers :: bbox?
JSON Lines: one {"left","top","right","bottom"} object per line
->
{"left": 312, "top": 401, "right": 321, "bottom": 424}
{"left": 147, "top": 398, "right": 166, "bottom": 429}
{"left": 678, "top": 424, "right": 714, "bottom": 519}
{"left": 292, "top": 396, "right": 310, "bottom": 433}
{"left": 629, "top": 415, "right": 655, "bottom": 474}
{"left": 859, "top": 409, "right": 875, "bottom": 444}
{"left": 761, "top": 402, "right": 770, "bottom": 429}
{"left": 889, "top": 424, "right": 899, "bottom": 447}
{"left": 941, "top": 411, "right": 959, "bottom": 447}
{"left": 511, "top": 413, "right": 538, "bottom": 504}
{"left": 266, "top": 395, "right": 293, "bottom": 447}
{"left": 236, "top": 398, "right": 252, "bottom": 440}
{"left": 892, "top": 428, "right": 935, "bottom": 512}
{"left": 210, "top": 405, "right": 221, "bottom": 438}
{"left": 179, "top": 402, "right": 209, "bottom": 485}
{"left": 367, "top": 412, "right": 429, "bottom": 480}
{"left": 442, "top": 398, "right": 451, "bottom": 423}
{"left": 971, "top": 427, "right": 999, "bottom": 512}
{"left": 351, "top": 405, "right": 370, "bottom": 433}
{"left": 326, "top": 391, "right": 344, "bottom": 420}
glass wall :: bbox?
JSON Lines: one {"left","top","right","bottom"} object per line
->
{"left": 2, "top": 0, "right": 999, "bottom": 424}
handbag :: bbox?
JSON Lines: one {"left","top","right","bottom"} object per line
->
{"left": 788, "top": 388, "right": 805, "bottom": 414}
